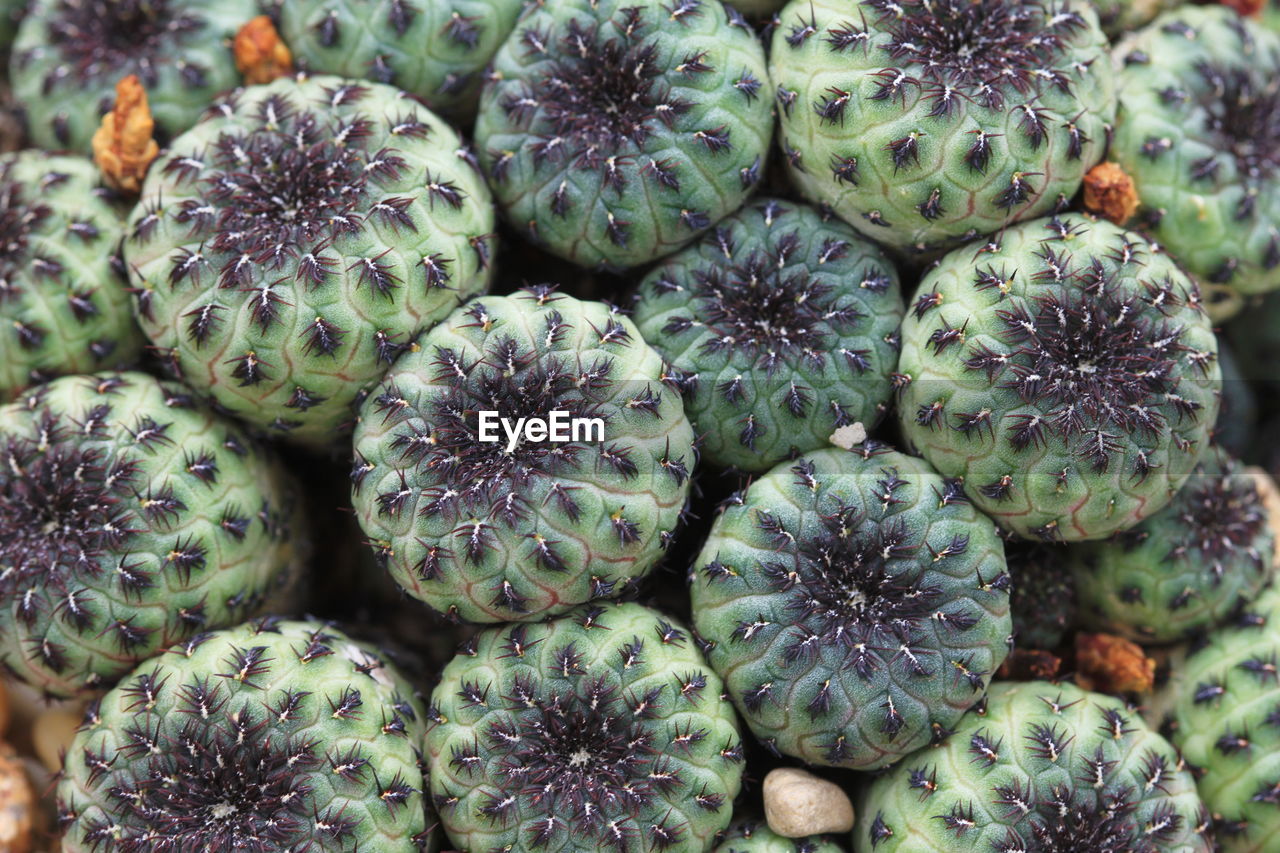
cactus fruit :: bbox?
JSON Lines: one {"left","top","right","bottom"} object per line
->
{"left": 0, "top": 152, "right": 143, "bottom": 402}
{"left": 689, "top": 443, "right": 1012, "bottom": 770}
{"left": 631, "top": 197, "right": 904, "bottom": 472}
{"left": 768, "top": 0, "right": 1116, "bottom": 255}
{"left": 1156, "top": 584, "right": 1280, "bottom": 852}
{"left": 1006, "top": 542, "right": 1077, "bottom": 649}
{"left": 475, "top": 0, "right": 773, "bottom": 270}
{"left": 351, "top": 287, "right": 694, "bottom": 624}
{"left": 856, "top": 679, "right": 1211, "bottom": 853}
{"left": 11, "top": 0, "right": 257, "bottom": 153}
{"left": 1111, "top": 7, "right": 1280, "bottom": 316}
{"left": 713, "top": 818, "right": 843, "bottom": 853}
{"left": 896, "top": 213, "right": 1221, "bottom": 542}
{"left": 279, "top": 0, "right": 525, "bottom": 120}
{"left": 0, "top": 372, "right": 305, "bottom": 697}
{"left": 1071, "top": 448, "right": 1274, "bottom": 644}
{"left": 56, "top": 617, "right": 439, "bottom": 851}
{"left": 124, "top": 74, "right": 495, "bottom": 447}
{"left": 425, "top": 601, "right": 744, "bottom": 853}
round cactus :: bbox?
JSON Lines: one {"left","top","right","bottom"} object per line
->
{"left": 855, "top": 680, "right": 1211, "bottom": 852}
{"left": 475, "top": 0, "right": 773, "bottom": 270}
{"left": 11, "top": 0, "right": 257, "bottom": 152}
{"left": 1071, "top": 448, "right": 1274, "bottom": 644}
{"left": 768, "top": 0, "right": 1116, "bottom": 255}
{"left": 896, "top": 213, "right": 1221, "bottom": 542}
{"left": 713, "top": 818, "right": 843, "bottom": 853}
{"left": 124, "top": 74, "right": 495, "bottom": 447}
{"left": 631, "top": 197, "right": 903, "bottom": 472}
{"left": 351, "top": 287, "right": 694, "bottom": 624}
{"left": 425, "top": 601, "right": 745, "bottom": 853}
{"left": 690, "top": 443, "right": 1012, "bottom": 771}
{"left": 0, "top": 372, "right": 305, "bottom": 698}
{"left": 1111, "top": 7, "right": 1280, "bottom": 315}
{"left": 1156, "top": 585, "right": 1280, "bottom": 852}
{"left": 0, "top": 152, "right": 143, "bottom": 402}
{"left": 279, "top": 0, "right": 525, "bottom": 119}
{"left": 56, "top": 617, "right": 438, "bottom": 851}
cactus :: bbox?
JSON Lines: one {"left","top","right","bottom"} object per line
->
{"left": 631, "top": 197, "right": 904, "bottom": 472}
{"left": 690, "top": 443, "right": 1012, "bottom": 770}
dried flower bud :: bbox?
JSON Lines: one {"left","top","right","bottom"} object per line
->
{"left": 1075, "top": 631, "right": 1155, "bottom": 694}
{"left": 1082, "top": 162, "right": 1140, "bottom": 225}
{"left": 234, "top": 15, "right": 293, "bottom": 85}
{"left": 90, "top": 75, "right": 159, "bottom": 195}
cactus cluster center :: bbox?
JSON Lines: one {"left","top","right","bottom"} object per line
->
{"left": 1196, "top": 62, "right": 1280, "bottom": 180}
{"left": 1172, "top": 471, "right": 1264, "bottom": 558}
{"left": 48, "top": 0, "right": 198, "bottom": 69}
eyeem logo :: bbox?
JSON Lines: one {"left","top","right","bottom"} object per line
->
{"left": 477, "top": 411, "right": 606, "bottom": 452}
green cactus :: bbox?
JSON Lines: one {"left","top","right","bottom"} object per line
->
{"left": 11, "top": 0, "right": 256, "bottom": 153}
{"left": 278, "top": 0, "right": 526, "bottom": 120}
{"left": 425, "top": 601, "right": 744, "bottom": 853}
{"left": 1110, "top": 6, "right": 1280, "bottom": 317}
{"left": 1214, "top": 342, "right": 1258, "bottom": 458}
{"left": 351, "top": 287, "right": 694, "bottom": 624}
{"left": 56, "top": 617, "right": 439, "bottom": 851}
{"left": 631, "top": 197, "right": 903, "bottom": 472}
{"left": 123, "top": 74, "right": 495, "bottom": 447}
{"left": 1006, "top": 542, "right": 1077, "bottom": 649}
{"left": 0, "top": 372, "right": 306, "bottom": 698}
{"left": 896, "top": 213, "right": 1221, "bottom": 542}
{"left": 1071, "top": 448, "right": 1274, "bottom": 644}
{"left": 768, "top": 0, "right": 1116, "bottom": 256}
{"left": 855, "top": 680, "right": 1212, "bottom": 852}
{"left": 0, "top": 152, "right": 143, "bottom": 402}
{"left": 1155, "top": 584, "right": 1280, "bottom": 852}
{"left": 713, "top": 818, "right": 844, "bottom": 853}
{"left": 1089, "top": 0, "right": 1184, "bottom": 37}
{"left": 690, "top": 443, "right": 1011, "bottom": 770}
{"left": 475, "top": 0, "right": 773, "bottom": 270}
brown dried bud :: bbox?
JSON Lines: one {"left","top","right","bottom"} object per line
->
{"left": 1082, "top": 162, "right": 1140, "bottom": 226}
{"left": 1219, "top": 0, "right": 1264, "bottom": 16}
{"left": 1075, "top": 632, "right": 1155, "bottom": 695}
{"left": 0, "top": 743, "right": 32, "bottom": 853}
{"left": 235, "top": 16, "right": 294, "bottom": 85}
{"left": 91, "top": 75, "right": 160, "bottom": 195}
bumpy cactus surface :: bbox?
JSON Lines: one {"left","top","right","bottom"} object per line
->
{"left": 124, "top": 74, "right": 494, "bottom": 446}
{"left": 713, "top": 818, "right": 843, "bottom": 853}
{"left": 0, "top": 152, "right": 142, "bottom": 401}
{"left": 0, "top": 372, "right": 304, "bottom": 697}
{"left": 12, "top": 0, "right": 256, "bottom": 152}
{"left": 57, "top": 618, "right": 438, "bottom": 851}
{"left": 856, "top": 680, "right": 1211, "bottom": 852}
{"left": 896, "top": 213, "right": 1221, "bottom": 541}
{"left": 690, "top": 443, "right": 1011, "bottom": 770}
{"left": 769, "top": 0, "right": 1115, "bottom": 255}
{"left": 475, "top": 0, "right": 772, "bottom": 270}
{"left": 426, "top": 602, "right": 744, "bottom": 853}
{"left": 1112, "top": 7, "right": 1280, "bottom": 315}
{"left": 352, "top": 287, "right": 694, "bottom": 623}
{"left": 279, "top": 0, "right": 525, "bottom": 119}
{"left": 632, "top": 198, "right": 903, "bottom": 472}
{"left": 1072, "top": 448, "right": 1274, "bottom": 643}
{"left": 1156, "top": 584, "right": 1280, "bottom": 852}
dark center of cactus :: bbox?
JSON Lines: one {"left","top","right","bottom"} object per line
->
{"left": 484, "top": 670, "right": 655, "bottom": 838}
{"left": 866, "top": 0, "right": 1084, "bottom": 106}
{"left": 46, "top": 0, "right": 201, "bottom": 76}
{"left": 199, "top": 112, "right": 374, "bottom": 265}
{"left": 512, "top": 9, "right": 687, "bottom": 155}
{"left": 99, "top": 700, "right": 321, "bottom": 849}
{"left": 1018, "top": 788, "right": 1164, "bottom": 853}
{"left": 0, "top": 418, "right": 137, "bottom": 602}
{"left": 1196, "top": 62, "right": 1280, "bottom": 181}
{"left": 0, "top": 176, "right": 50, "bottom": 289}
{"left": 1172, "top": 469, "right": 1266, "bottom": 560}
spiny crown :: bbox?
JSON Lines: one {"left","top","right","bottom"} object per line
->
{"left": 948, "top": 217, "right": 1211, "bottom": 477}
{"left": 841, "top": 0, "right": 1086, "bottom": 110}
{"left": 1193, "top": 59, "right": 1280, "bottom": 183}
{"left": 42, "top": 0, "right": 204, "bottom": 85}
{"left": 503, "top": 6, "right": 689, "bottom": 159}
{"left": 655, "top": 202, "right": 887, "bottom": 375}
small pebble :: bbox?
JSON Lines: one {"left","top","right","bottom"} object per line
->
{"left": 763, "top": 767, "right": 855, "bottom": 838}
{"left": 0, "top": 742, "right": 32, "bottom": 853}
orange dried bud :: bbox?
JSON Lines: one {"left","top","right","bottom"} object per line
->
{"left": 1075, "top": 632, "right": 1155, "bottom": 695}
{"left": 91, "top": 75, "right": 160, "bottom": 195}
{"left": 1219, "top": 0, "right": 1264, "bottom": 16}
{"left": 1083, "top": 162, "right": 1140, "bottom": 226}
{"left": 235, "top": 16, "right": 293, "bottom": 85}
{"left": 996, "top": 648, "right": 1062, "bottom": 681}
